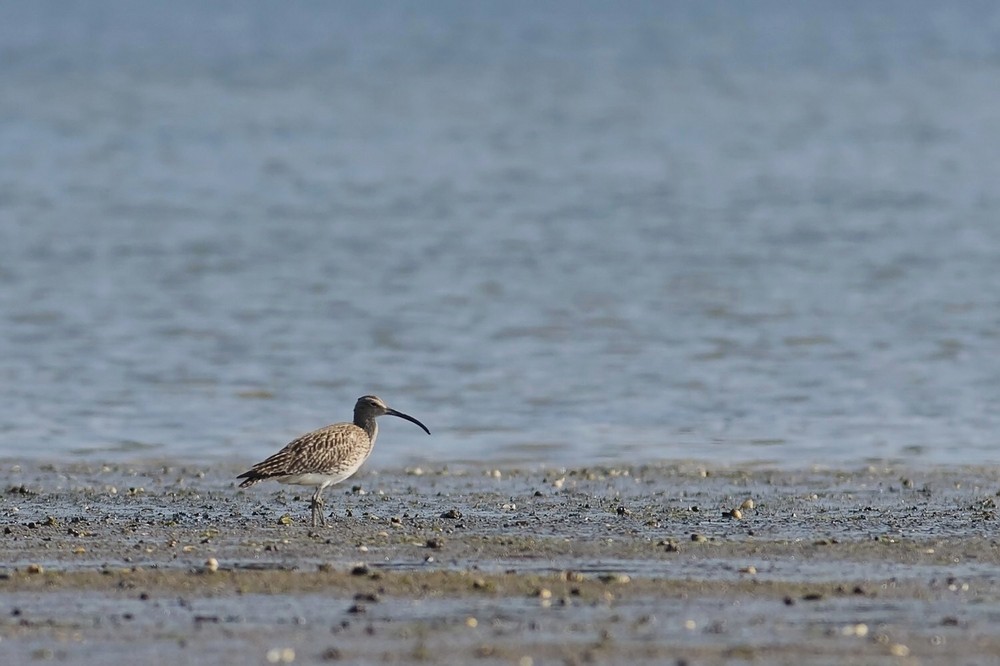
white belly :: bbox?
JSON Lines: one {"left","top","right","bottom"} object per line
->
{"left": 275, "top": 470, "right": 358, "bottom": 488}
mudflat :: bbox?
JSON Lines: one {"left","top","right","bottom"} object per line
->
{"left": 2, "top": 461, "right": 999, "bottom": 665}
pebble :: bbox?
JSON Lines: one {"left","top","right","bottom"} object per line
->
{"left": 203, "top": 558, "right": 219, "bottom": 573}
{"left": 726, "top": 508, "right": 743, "bottom": 519}
{"left": 740, "top": 498, "right": 755, "bottom": 510}
{"left": 265, "top": 647, "right": 296, "bottom": 663}
{"left": 889, "top": 644, "right": 910, "bottom": 657}
{"left": 840, "top": 623, "right": 869, "bottom": 637}
{"left": 691, "top": 533, "right": 708, "bottom": 543}
{"left": 26, "top": 563, "right": 44, "bottom": 574}
{"left": 738, "top": 565, "right": 757, "bottom": 575}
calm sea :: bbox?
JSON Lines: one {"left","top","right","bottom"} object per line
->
{"left": 2, "top": 1, "right": 1000, "bottom": 468}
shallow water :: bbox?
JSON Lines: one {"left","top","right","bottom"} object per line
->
{"left": 2, "top": 2, "right": 1000, "bottom": 468}
{"left": 3, "top": 589, "right": 973, "bottom": 666}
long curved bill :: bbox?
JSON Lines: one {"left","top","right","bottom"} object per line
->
{"left": 386, "top": 408, "right": 431, "bottom": 435}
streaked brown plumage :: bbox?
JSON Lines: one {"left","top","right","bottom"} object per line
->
{"left": 237, "top": 395, "right": 430, "bottom": 527}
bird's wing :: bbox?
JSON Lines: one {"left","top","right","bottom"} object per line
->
{"left": 237, "top": 423, "right": 369, "bottom": 485}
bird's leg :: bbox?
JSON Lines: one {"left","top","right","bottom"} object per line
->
{"left": 310, "top": 487, "right": 327, "bottom": 528}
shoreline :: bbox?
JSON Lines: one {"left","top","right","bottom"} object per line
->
{"left": 2, "top": 461, "right": 999, "bottom": 664}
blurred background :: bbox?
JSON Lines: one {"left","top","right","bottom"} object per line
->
{"left": 1, "top": 1, "right": 999, "bottom": 468}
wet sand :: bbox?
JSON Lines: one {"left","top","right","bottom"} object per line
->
{"left": 2, "top": 461, "right": 1000, "bottom": 664}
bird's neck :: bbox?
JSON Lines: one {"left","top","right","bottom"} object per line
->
{"left": 355, "top": 415, "right": 378, "bottom": 443}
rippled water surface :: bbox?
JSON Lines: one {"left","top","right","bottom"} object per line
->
{"left": 2, "top": 2, "right": 1000, "bottom": 467}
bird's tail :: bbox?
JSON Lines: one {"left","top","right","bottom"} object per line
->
{"left": 236, "top": 472, "right": 265, "bottom": 488}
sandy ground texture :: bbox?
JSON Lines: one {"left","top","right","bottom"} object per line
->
{"left": 2, "top": 461, "right": 1000, "bottom": 665}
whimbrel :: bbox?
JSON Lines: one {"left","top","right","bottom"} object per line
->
{"left": 237, "top": 395, "right": 430, "bottom": 527}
